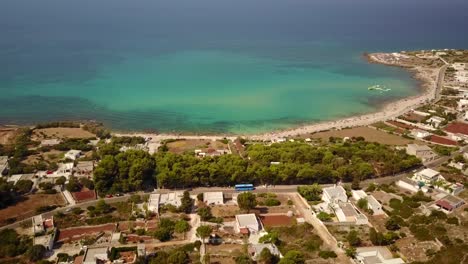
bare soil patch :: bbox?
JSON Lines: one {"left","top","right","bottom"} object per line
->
{"left": 211, "top": 205, "right": 241, "bottom": 221}
{"left": 32, "top": 127, "right": 95, "bottom": 140}
{"left": 57, "top": 223, "right": 116, "bottom": 243}
{"left": 309, "top": 126, "right": 414, "bottom": 145}
{"left": 0, "top": 193, "right": 65, "bottom": 226}
{"left": 0, "top": 128, "right": 20, "bottom": 145}
{"left": 166, "top": 139, "right": 228, "bottom": 154}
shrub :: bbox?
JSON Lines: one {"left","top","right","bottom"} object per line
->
{"left": 264, "top": 198, "right": 281, "bottom": 206}
{"left": 318, "top": 250, "right": 337, "bottom": 259}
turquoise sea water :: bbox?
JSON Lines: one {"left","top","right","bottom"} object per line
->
{"left": 1, "top": 0, "right": 467, "bottom": 134}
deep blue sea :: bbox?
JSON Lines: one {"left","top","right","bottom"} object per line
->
{"left": 1, "top": 0, "right": 467, "bottom": 134}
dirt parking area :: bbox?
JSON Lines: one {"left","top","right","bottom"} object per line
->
{"left": 166, "top": 139, "right": 228, "bottom": 154}
{"left": 32, "top": 127, "right": 95, "bottom": 140}
{"left": 0, "top": 194, "right": 65, "bottom": 226}
{"left": 308, "top": 126, "right": 415, "bottom": 145}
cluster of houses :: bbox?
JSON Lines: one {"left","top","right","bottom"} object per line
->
{"left": 315, "top": 185, "right": 386, "bottom": 225}
{"left": 397, "top": 168, "right": 465, "bottom": 213}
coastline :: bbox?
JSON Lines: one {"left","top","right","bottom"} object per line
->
{"left": 115, "top": 52, "right": 443, "bottom": 141}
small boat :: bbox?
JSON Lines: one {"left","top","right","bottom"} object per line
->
{"left": 368, "top": 84, "right": 391, "bottom": 92}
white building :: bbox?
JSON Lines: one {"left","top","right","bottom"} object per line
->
{"left": 334, "top": 202, "right": 368, "bottom": 225}
{"left": 235, "top": 214, "right": 262, "bottom": 234}
{"left": 410, "top": 129, "right": 431, "bottom": 139}
{"left": 413, "top": 168, "right": 442, "bottom": 184}
{"left": 367, "top": 195, "right": 385, "bottom": 215}
{"left": 405, "top": 144, "right": 437, "bottom": 163}
{"left": 458, "top": 99, "right": 468, "bottom": 111}
{"left": 159, "top": 192, "right": 183, "bottom": 207}
{"left": 32, "top": 215, "right": 45, "bottom": 235}
{"left": 351, "top": 190, "right": 367, "bottom": 201}
{"left": 0, "top": 156, "right": 9, "bottom": 175}
{"left": 73, "top": 161, "right": 94, "bottom": 178}
{"left": 64, "top": 150, "right": 81, "bottom": 160}
{"left": 40, "top": 139, "right": 61, "bottom": 147}
{"left": 148, "top": 193, "right": 160, "bottom": 213}
{"left": 322, "top": 185, "right": 348, "bottom": 204}
{"left": 52, "top": 163, "right": 74, "bottom": 179}
{"left": 203, "top": 192, "right": 224, "bottom": 205}
{"left": 355, "top": 247, "right": 405, "bottom": 264}
{"left": 426, "top": 116, "right": 445, "bottom": 128}
{"left": 83, "top": 247, "right": 109, "bottom": 264}
{"left": 34, "top": 230, "right": 56, "bottom": 251}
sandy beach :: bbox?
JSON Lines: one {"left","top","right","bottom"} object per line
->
{"left": 116, "top": 52, "right": 445, "bottom": 142}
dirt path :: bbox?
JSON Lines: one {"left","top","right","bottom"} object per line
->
{"left": 290, "top": 193, "right": 351, "bottom": 264}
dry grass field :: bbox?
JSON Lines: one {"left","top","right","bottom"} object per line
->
{"left": 32, "top": 127, "right": 95, "bottom": 140}
{"left": 309, "top": 126, "right": 415, "bottom": 145}
{"left": 0, "top": 128, "right": 20, "bottom": 145}
{"left": 166, "top": 139, "right": 228, "bottom": 154}
{"left": 0, "top": 193, "right": 65, "bottom": 226}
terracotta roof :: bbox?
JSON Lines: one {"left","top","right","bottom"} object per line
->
{"left": 436, "top": 200, "right": 454, "bottom": 210}
{"left": 429, "top": 135, "right": 457, "bottom": 146}
{"left": 445, "top": 122, "right": 468, "bottom": 135}
{"left": 260, "top": 215, "right": 295, "bottom": 227}
{"left": 239, "top": 227, "right": 249, "bottom": 234}
{"left": 72, "top": 189, "right": 96, "bottom": 202}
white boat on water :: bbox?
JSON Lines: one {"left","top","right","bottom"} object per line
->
{"left": 368, "top": 84, "right": 391, "bottom": 92}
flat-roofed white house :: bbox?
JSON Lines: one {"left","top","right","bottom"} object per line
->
{"left": 355, "top": 247, "right": 405, "bottom": 264}
{"left": 410, "top": 129, "right": 431, "bottom": 139}
{"left": 83, "top": 247, "right": 109, "bottom": 264}
{"left": 351, "top": 190, "right": 367, "bottom": 201}
{"left": 334, "top": 202, "right": 368, "bottom": 225}
{"left": 148, "top": 193, "right": 161, "bottom": 213}
{"left": 64, "top": 149, "right": 81, "bottom": 160}
{"left": 322, "top": 185, "right": 347, "bottom": 204}
{"left": 405, "top": 144, "right": 437, "bottom": 163}
{"left": 367, "top": 195, "right": 385, "bottom": 215}
{"left": 413, "top": 168, "right": 442, "bottom": 184}
{"left": 203, "top": 192, "right": 224, "bottom": 205}
{"left": 73, "top": 161, "right": 94, "bottom": 178}
{"left": 235, "top": 214, "right": 262, "bottom": 235}
{"left": 34, "top": 229, "right": 56, "bottom": 251}
{"left": 52, "top": 163, "right": 74, "bottom": 179}
{"left": 426, "top": 116, "right": 445, "bottom": 128}
{"left": 159, "top": 192, "right": 183, "bottom": 207}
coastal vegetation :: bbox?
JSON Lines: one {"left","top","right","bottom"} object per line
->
{"left": 93, "top": 141, "right": 421, "bottom": 194}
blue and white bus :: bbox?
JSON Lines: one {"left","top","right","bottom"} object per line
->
{"left": 235, "top": 183, "right": 255, "bottom": 191}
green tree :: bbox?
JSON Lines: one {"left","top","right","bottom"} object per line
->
{"left": 258, "top": 248, "right": 278, "bottom": 264}
{"left": 196, "top": 225, "right": 212, "bottom": 243}
{"left": 15, "top": 180, "right": 33, "bottom": 194}
{"left": 28, "top": 245, "right": 46, "bottom": 262}
{"left": 297, "top": 184, "right": 322, "bottom": 201}
{"left": 237, "top": 192, "right": 257, "bottom": 212}
{"left": 347, "top": 230, "right": 361, "bottom": 247}
{"left": 95, "top": 199, "right": 112, "bottom": 214}
{"left": 279, "top": 250, "right": 305, "bottom": 264}
{"left": 66, "top": 176, "right": 81, "bottom": 192}
{"left": 55, "top": 176, "right": 66, "bottom": 186}
{"left": 179, "top": 191, "right": 193, "bottom": 214}
{"left": 259, "top": 230, "right": 280, "bottom": 245}
{"left": 174, "top": 220, "right": 190, "bottom": 239}
{"left": 197, "top": 206, "right": 213, "bottom": 221}
{"left": 356, "top": 198, "right": 368, "bottom": 210}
